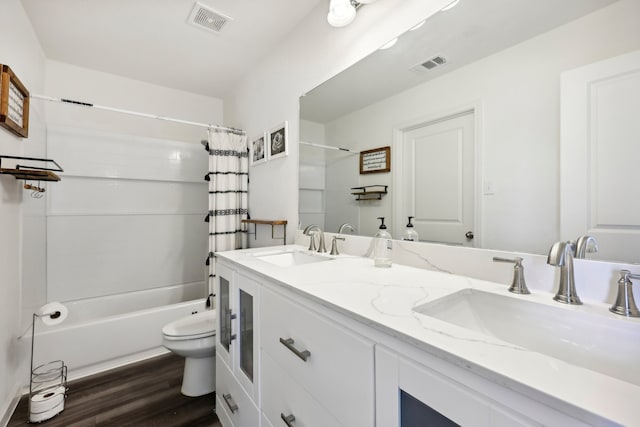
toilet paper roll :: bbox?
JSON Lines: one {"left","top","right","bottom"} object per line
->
{"left": 38, "top": 302, "right": 68, "bottom": 326}
{"left": 29, "top": 399, "right": 64, "bottom": 423}
{"left": 29, "top": 386, "right": 65, "bottom": 422}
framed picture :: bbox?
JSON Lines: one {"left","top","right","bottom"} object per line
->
{"left": 250, "top": 133, "right": 267, "bottom": 166}
{"left": 268, "top": 121, "right": 288, "bottom": 160}
{"left": 0, "top": 64, "right": 30, "bottom": 138}
{"left": 360, "top": 146, "right": 391, "bottom": 174}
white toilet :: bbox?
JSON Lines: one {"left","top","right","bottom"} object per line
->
{"left": 162, "top": 310, "right": 216, "bottom": 397}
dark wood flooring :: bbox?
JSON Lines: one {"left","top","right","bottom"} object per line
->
{"left": 8, "top": 353, "right": 221, "bottom": 427}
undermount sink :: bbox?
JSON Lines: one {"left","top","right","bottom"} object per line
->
{"left": 413, "top": 289, "right": 640, "bottom": 386}
{"left": 252, "top": 249, "right": 333, "bottom": 267}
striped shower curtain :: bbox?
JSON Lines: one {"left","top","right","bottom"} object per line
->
{"left": 207, "top": 129, "right": 248, "bottom": 288}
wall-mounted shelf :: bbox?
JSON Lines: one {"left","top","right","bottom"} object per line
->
{"left": 242, "top": 219, "right": 288, "bottom": 245}
{"left": 351, "top": 185, "right": 388, "bottom": 201}
{"left": 0, "top": 155, "right": 63, "bottom": 182}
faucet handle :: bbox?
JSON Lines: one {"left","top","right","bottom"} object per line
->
{"left": 610, "top": 270, "right": 640, "bottom": 317}
{"left": 493, "top": 257, "right": 531, "bottom": 295}
{"left": 330, "top": 236, "right": 346, "bottom": 256}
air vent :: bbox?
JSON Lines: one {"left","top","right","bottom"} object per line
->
{"left": 187, "top": 2, "right": 231, "bottom": 34}
{"left": 410, "top": 55, "right": 447, "bottom": 72}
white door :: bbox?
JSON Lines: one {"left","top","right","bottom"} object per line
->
{"left": 400, "top": 111, "right": 475, "bottom": 246}
{"left": 561, "top": 50, "right": 640, "bottom": 263}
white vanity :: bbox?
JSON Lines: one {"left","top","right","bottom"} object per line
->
{"left": 214, "top": 242, "right": 640, "bottom": 427}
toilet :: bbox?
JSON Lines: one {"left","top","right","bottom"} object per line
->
{"left": 162, "top": 310, "right": 216, "bottom": 397}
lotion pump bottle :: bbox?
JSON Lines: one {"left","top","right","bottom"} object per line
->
{"left": 402, "top": 216, "right": 419, "bottom": 242}
{"left": 374, "top": 217, "right": 392, "bottom": 268}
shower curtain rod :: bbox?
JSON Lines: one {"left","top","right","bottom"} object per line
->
{"left": 299, "top": 140, "right": 359, "bottom": 154}
{"left": 31, "top": 94, "right": 246, "bottom": 135}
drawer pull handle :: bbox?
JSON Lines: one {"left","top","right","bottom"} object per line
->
{"left": 222, "top": 393, "right": 238, "bottom": 413}
{"left": 279, "top": 337, "right": 311, "bottom": 362}
{"left": 281, "top": 413, "right": 296, "bottom": 426}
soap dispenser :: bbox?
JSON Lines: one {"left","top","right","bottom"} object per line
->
{"left": 374, "top": 217, "right": 393, "bottom": 268}
{"left": 402, "top": 216, "right": 419, "bottom": 242}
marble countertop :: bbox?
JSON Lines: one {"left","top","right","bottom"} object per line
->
{"left": 216, "top": 245, "right": 640, "bottom": 427}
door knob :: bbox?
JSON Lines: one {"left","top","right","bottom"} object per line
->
{"left": 465, "top": 231, "right": 474, "bottom": 239}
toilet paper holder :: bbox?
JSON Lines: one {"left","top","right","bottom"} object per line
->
{"left": 28, "top": 309, "right": 68, "bottom": 423}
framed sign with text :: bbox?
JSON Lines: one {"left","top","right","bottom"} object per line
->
{"left": 359, "top": 146, "right": 390, "bottom": 174}
{"left": 0, "top": 64, "right": 30, "bottom": 138}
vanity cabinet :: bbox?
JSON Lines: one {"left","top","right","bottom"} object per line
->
{"left": 216, "top": 255, "right": 600, "bottom": 427}
{"left": 375, "top": 346, "right": 591, "bottom": 427}
{"left": 260, "top": 286, "right": 375, "bottom": 427}
{"left": 215, "top": 262, "right": 260, "bottom": 427}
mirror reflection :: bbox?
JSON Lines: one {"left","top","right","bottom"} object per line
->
{"left": 299, "top": 0, "right": 640, "bottom": 263}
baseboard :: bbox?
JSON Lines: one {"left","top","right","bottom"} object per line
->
{"left": 65, "top": 347, "right": 170, "bottom": 383}
{"left": 0, "top": 382, "right": 23, "bottom": 427}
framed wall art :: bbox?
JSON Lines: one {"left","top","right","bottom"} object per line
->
{"left": 250, "top": 132, "right": 267, "bottom": 166}
{"left": 0, "top": 64, "right": 30, "bottom": 138}
{"left": 360, "top": 146, "right": 390, "bottom": 174}
{"left": 268, "top": 121, "right": 288, "bottom": 160}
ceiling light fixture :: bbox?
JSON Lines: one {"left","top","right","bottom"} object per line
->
{"left": 409, "top": 20, "right": 426, "bottom": 32}
{"left": 441, "top": 0, "right": 460, "bottom": 12}
{"left": 379, "top": 37, "right": 398, "bottom": 50}
{"left": 327, "top": 0, "right": 380, "bottom": 28}
{"left": 327, "top": 0, "right": 357, "bottom": 27}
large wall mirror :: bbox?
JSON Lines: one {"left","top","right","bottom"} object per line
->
{"left": 299, "top": 0, "right": 640, "bottom": 264}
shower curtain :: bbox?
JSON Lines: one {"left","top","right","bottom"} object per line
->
{"left": 207, "top": 129, "right": 249, "bottom": 286}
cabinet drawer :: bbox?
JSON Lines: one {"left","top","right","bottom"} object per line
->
{"left": 262, "top": 351, "right": 343, "bottom": 427}
{"left": 216, "top": 357, "right": 259, "bottom": 427}
{"left": 261, "top": 287, "right": 374, "bottom": 427}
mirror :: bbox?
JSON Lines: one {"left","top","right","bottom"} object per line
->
{"left": 299, "top": 0, "right": 640, "bottom": 263}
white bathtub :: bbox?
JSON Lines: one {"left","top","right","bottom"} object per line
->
{"left": 23, "top": 282, "right": 210, "bottom": 381}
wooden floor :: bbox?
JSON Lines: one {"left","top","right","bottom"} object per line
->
{"left": 8, "top": 353, "right": 221, "bottom": 427}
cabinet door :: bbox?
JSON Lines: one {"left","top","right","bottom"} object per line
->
{"left": 216, "top": 263, "right": 234, "bottom": 369}
{"left": 234, "top": 273, "right": 260, "bottom": 400}
{"left": 376, "top": 346, "right": 542, "bottom": 427}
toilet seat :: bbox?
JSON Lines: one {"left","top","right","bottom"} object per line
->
{"left": 162, "top": 310, "right": 216, "bottom": 341}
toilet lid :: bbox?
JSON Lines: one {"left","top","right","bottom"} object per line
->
{"left": 162, "top": 310, "right": 216, "bottom": 339}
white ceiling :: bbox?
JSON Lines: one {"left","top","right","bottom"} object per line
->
{"left": 300, "top": 0, "right": 617, "bottom": 123}
{"left": 20, "top": 0, "right": 324, "bottom": 99}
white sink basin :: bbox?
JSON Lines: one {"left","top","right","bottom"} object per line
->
{"left": 253, "top": 249, "right": 333, "bottom": 267}
{"left": 413, "top": 289, "right": 640, "bottom": 386}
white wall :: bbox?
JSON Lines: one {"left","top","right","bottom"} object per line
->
{"left": 324, "top": 0, "right": 640, "bottom": 253}
{"left": 39, "top": 62, "right": 222, "bottom": 303}
{"left": 299, "top": 119, "right": 327, "bottom": 229}
{"left": 225, "top": 0, "right": 452, "bottom": 246}
{"left": 0, "top": 1, "right": 46, "bottom": 423}
{"left": 46, "top": 127, "right": 208, "bottom": 302}
{"left": 43, "top": 60, "right": 223, "bottom": 142}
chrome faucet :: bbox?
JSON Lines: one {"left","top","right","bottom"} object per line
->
{"left": 492, "top": 257, "right": 530, "bottom": 295}
{"left": 575, "top": 235, "right": 598, "bottom": 258}
{"left": 547, "top": 241, "right": 581, "bottom": 305}
{"left": 303, "top": 224, "right": 327, "bottom": 253}
{"left": 338, "top": 223, "right": 357, "bottom": 234}
{"left": 610, "top": 270, "right": 640, "bottom": 317}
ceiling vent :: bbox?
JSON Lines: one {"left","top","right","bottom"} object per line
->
{"left": 410, "top": 55, "right": 447, "bottom": 72}
{"left": 187, "top": 2, "right": 231, "bottom": 34}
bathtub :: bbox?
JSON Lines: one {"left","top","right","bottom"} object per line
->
{"left": 23, "top": 282, "right": 210, "bottom": 381}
